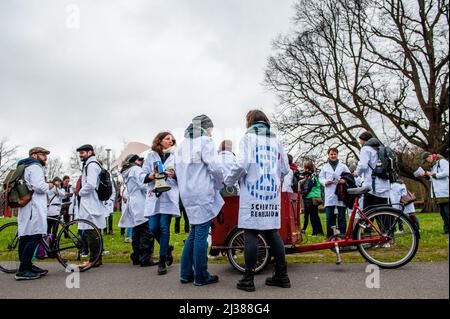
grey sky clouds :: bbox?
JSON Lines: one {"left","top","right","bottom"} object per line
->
{"left": 0, "top": 0, "right": 295, "bottom": 166}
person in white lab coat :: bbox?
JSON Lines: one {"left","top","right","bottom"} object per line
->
{"left": 175, "top": 114, "right": 224, "bottom": 286}
{"left": 46, "top": 177, "right": 65, "bottom": 235}
{"left": 143, "top": 132, "right": 180, "bottom": 275}
{"left": 353, "top": 131, "right": 391, "bottom": 209}
{"left": 103, "top": 172, "right": 116, "bottom": 236}
{"left": 76, "top": 144, "right": 106, "bottom": 269}
{"left": 420, "top": 152, "right": 449, "bottom": 234}
{"left": 224, "top": 110, "right": 291, "bottom": 292}
{"left": 390, "top": 180, "right": 420, "bottom": 232}
{"left": 319, "top": 148, "right": 350, "bottom": 238}
{"left": 119, "top": 154, "right": 157, "bottom": 266}
{"left": 15, "top": 147, "right": 54, "bottom": 280}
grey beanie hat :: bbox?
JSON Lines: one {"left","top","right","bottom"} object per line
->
{"left": 192, "top": 114, "right": 214, "bottom": 130}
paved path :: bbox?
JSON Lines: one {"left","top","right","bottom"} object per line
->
{"left": 0, "top": 262, "right": 448, "bottom": 299}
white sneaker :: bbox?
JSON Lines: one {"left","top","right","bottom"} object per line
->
{"left": 102, "top": 250, "right": 110, "bottom": 255}
{"left": 381, "top": 243, "right": 391, "bottom": 248}
{"left": 80, "top": 253, "right": 89, "bottom": 258}
{"left": 395, "top": 230, "right": 404, "bottom": 235}
{"left": 124, "top": 237, "right": 132, "bottom": 243}
{"left": 208, "top": 255, "right": 218, "bottom": 260}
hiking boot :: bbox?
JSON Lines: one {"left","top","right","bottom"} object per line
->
{"left": 166, "top": 245, "right": 174, "bottom": 266}
{"left": 265, "top": 265, "right": 291, "bottom": 288}
{"left": 237, "top": 271, "right": 255, "bottom": 292}
{"left": 158, "top": 256, "right": 167, "bottom": 275}
{"left": 15, "top": 270, "right": 41, "bottom": 281}
{"left": 31, "top": 264, "right": 49, "bottom": 276}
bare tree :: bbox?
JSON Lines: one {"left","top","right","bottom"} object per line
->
{"left": 0, "top": 137, "right": 19, "bottom": 182}
{"left": 265, "top": 0, "right": 448, "bottom": 210}
{"left": 46, "top": 157, "right": 64, "bottom": 182}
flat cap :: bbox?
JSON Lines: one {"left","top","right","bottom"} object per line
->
{"left": 125, "top": 154, "right": 140, "bottom": 163}
{"left": 29, "top": 147, "right": 50, "bottom": 156}
{"left": 76, "top": 144, "right": 94, "bottom": 152}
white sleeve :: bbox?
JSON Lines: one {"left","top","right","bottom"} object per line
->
{"left": 435, "top": 160, "right": 449, "bottom": 179}
{"left": 356, "top": 147, "right": 370, "bottom": 176}
{"left": 79, "top": 164, "right": 101, "bottom": 197}
{"left": 224, "top": 136, "right": 249, "bottom": 186}
{"left": 279, "top": 141, "right": 290, "bottom": 179}
{"left": 29, "top": 165, "right": 50, "bottom": 194}
{"left": 201, "top": 137, "right": 224, "bottom": 187}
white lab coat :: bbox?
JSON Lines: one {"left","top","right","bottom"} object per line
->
{"left": 143, "top": 151, "right": 180, "bottom": 217}
{"left": 429, "top": 159, "right": 449, "bottom": 199}
{"left": 18, "top": 163, "right": 51, "bottom": 237}
{"left": 118, "top": 165, "right": 149, "bottom": 228}
{"left": 219, "top": 150, "right": 240, "bottom": 193}
{"left": 282, "top": 169, "right": 294, "bottom": 193}
{"left": 103, "top": 174, "right": 116, "bottom": 217}
{"left": 224, "top": 133, "right": 290, "bottom": 230}
{"left": 390, "top": 182, "right": 415, "bottom": 214}
{"left": 356, "top": 145, "right": 390, "bottom": 198}
{"left": 47, "top": 186, "right": 66, "bottom": 216}
{"left": 77, "top": 156, "right": 106, "bottom": 230}
{"left": 174, "top": 136, "right": 224, "bottom": 225}
{"left": 319, "top": 162, "right": 350, "bottom": 207}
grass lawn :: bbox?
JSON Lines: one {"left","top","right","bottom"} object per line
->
{"left": 1, "top": 211, "right": 448, "bottom": 265}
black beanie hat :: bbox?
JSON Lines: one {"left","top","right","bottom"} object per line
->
{"left": 359, "top": 131, "right": 373, "bottom": 142}
{"left": 192, "top": 114, "right": 214, "bottom": 130}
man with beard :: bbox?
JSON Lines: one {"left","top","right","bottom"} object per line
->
{"left": 15, "top": 147, "right": 55, "bottom": 280}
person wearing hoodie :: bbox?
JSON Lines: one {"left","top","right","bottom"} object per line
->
{"left": 119, "top": 154, "right": 157, "bottom": 266}
{"left": 225, "top": 110, "right": 291, "bottom": 292}
{"left": 15, "top": 147, "right": 54, "bottom": 280}
{"left": 353, "top": 131, "right": 391, "bottom": 209}
{"left": 420, "top": 152, "right": 449, "bottom": 234}
{"left": 174, "top": 114, "right": 224, "bottom": 286}
{"left": 143, "top": 132, "right": 179, "bottom": 275}
{"left": 319, "top": 148, "right": 350, "bottom": 238}
{"left": 76, "top": 144, "right": 106, "bottom": 269}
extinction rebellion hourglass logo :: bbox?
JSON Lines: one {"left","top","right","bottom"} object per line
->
{"left": 247, "top": 145, "right": 279, "bottom": 200}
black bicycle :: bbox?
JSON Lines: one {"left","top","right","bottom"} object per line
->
{"left": 0, "top": 216, "right": 103, "bottom": 273}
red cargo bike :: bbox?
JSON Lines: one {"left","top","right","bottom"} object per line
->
{"left": 211, "top": 186, "right": 419, "bottom": 273}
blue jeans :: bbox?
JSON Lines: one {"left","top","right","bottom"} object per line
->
{"left": 180, "top": 220, "right": 211, "bottom": 285}
{"left": 325, "top": 206, "right": 347, "bottom": 238}
{"left": 149, "top": 214, "right": 172, "bottom": 258}
{"left": 126, "top": 228, "right": 133, "bottom": 238}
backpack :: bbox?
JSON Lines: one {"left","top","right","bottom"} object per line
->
{"left": 292, "top": 170, "right": 301, "bottom": 193}
{"left": 84, "top": 161, "right": 113, "bottom": 201}
{"left": 372, "top": 145, "right": 399, "bottom": 182}
{"left": 2, "top": 164, "right": 34, "bottom": 208}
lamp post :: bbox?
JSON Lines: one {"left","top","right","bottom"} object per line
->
{"left": 106, "top": 148, "right": 111, "bottom": 171}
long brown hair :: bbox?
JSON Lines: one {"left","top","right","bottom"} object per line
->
{"left": 152, "top": 132, "right": 176, "bottom": 154}
{"left": 303, "top": 160, "right": 315, "bottom": 172}
{"left": 219, "top": 140, "right": 233, "bottom": 152}
{"left": 245, "top": 109, "right": 270, "bottom": 129}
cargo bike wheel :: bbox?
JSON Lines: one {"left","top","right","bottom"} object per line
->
{"left": 226, "top": 229, "right": 270, "bottom": 274}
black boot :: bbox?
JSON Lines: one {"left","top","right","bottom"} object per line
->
{"left": 166, "top": 245, "right": 174, "bottom": 266}
{"left": 237, "top": 270, "right": 255, "bottom": 292}
{"left": 265, "top": 264, "right": 291, "bottom": 288}
{"left": 158, "top": 256, "right": 167, "bottom": 275}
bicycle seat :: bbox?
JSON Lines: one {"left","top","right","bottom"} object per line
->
{"left": 347, "top": 186, "right": 371, "bottom": 195}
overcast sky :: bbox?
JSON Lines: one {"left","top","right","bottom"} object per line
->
{"left": 0, "top": 0, "right": 296, "bottom": 166}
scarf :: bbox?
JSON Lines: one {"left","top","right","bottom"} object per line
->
{"left": 328, "top": 159, "right": 339, "bottom": 171}
{"left": 184, "top": 123, "right": 208, "bottom": 138}
{"left": 17, "top": 157, "right": 42, "bottom": 167}
{"left": 246, "top": 121, "right": 275, "bottom": 137}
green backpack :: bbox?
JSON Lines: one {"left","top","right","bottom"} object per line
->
{"left": 2, "top": 164, "right": 34, "bottom": 208}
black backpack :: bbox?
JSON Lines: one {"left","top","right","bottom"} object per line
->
{"left": 292, "top": 170, "right": 301, "bottom": 193}
{"left": 85, "top": 161, "right": 113, "bottom": 201}
{"left": 372, "top": 145, "right": 399, "bottom": 182}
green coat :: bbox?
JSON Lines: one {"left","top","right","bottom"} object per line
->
{"left": 305, "top": 176, "right": 322, "bottom": 199}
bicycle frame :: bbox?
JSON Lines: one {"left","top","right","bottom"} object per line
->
{"left": 293, "top": 195, "right": 389, "bottom": 253}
